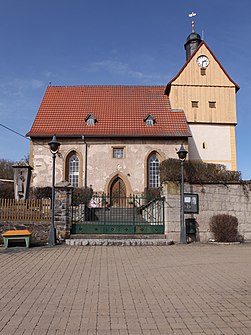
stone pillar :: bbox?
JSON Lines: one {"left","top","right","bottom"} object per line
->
{"left": 163, "top": 182, "right": 180, "bottom": 241}
{"left": 54, "top": 181, "right": 73, "bottom": 241}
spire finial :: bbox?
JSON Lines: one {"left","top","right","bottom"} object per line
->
{"left": 188, "top": 12, "right": 197, "bottom": 33}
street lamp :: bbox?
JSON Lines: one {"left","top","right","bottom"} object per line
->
{"left": 177, "top": 144, "right": 188, "bottom": 244}
{"left": 48, "top": 135, "right": 61, "bottom": 246}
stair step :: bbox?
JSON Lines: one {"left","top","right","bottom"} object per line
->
{"left": 65, "top": 237, "right": 174, "bottom": 246}
{"left": 69, "top": 234, "right": 166, "bottom": 239}
{"left": 89, "top": 207, "right": 147, "bottom": 224}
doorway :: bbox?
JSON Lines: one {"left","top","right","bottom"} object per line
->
{"left": 110, "top": 177, "right": 126, "bottom": 207}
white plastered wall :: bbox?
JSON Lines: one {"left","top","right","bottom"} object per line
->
{"left": 188, "top": 124, "right": 233, "bottom": 170}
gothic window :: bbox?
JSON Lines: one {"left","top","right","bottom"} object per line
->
{"left": 67, "top": 153, "right": 79, "bottom": 187}
{"left": 148, "top": 153, "right": 160, "bottom": 188}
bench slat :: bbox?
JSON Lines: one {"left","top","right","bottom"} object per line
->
{"left": 2, "top": 230, "right": 32, "bottom": 237}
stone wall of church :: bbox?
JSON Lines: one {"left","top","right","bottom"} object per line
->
{"left": 163, "top": 181, "right": 251, "bottom": 242}
{"left": 87, "top": 138, "right": 181, "bottom": 194}
{"left": 30, "top": 138, "right": 186, "bottom": 194}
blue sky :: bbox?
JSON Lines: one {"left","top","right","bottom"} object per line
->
{"left": 0, "top": 0, "right": 251, "bottom": 179}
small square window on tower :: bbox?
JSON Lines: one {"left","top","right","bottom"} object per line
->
{"left": 191, "top": 101, "right": 199, "bottom": 108}
{"left": 209, "top": 101, "right": 216, "bottom": 108}
{"left": 200, "top": 68, "right": 206, "bottom": 76}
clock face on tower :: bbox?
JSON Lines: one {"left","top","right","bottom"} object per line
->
{"left": 196, "top": 55, "right": 209, "bottom": 68}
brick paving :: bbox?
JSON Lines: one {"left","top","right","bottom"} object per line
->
{"left": 0, "top": 243, "right": 250, "bottom": 335}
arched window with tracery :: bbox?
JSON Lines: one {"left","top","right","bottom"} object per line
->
{"left": 148, "top": 152, "right": 160, "bottom": 188}
{"left": 66, "top": 152, "right": 79, "bottom": 187}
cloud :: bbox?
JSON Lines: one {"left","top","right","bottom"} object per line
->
{"left": 86, "top": 59, "right": 166, "bottom": 84}
{"left": 43, "top": 71, "right": 54, "bottom": 78}
{"left": 0, "top": 77, "right": 45, "bottom": 122}
{"left": 30, "top": 80, "right": 44, "bottom": 89}
{"left": 88, "top": 59, "right": 134, "bottom": 74}
{"left": 0, "top": 78, "right": 44, "bottom": 97}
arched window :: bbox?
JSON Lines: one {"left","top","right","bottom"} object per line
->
{"left": 68, "top": 153, "right": 79, "bottom": 187}
{"left": 148, "top": 153, "right": 160, "bottom": 188}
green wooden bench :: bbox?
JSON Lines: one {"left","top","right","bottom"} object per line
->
{"left": 2, "top": 230, "right": 32, "bottom": 249}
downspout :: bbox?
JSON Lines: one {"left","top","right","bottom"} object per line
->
{"left": 82, "top": 136, "right": 88, "bottom": 188}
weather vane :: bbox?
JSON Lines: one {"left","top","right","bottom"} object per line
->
{"left": 188, "top": 12, "right": 197, "bottom": 33}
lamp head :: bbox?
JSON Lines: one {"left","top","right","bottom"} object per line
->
{"left": 48, "top": 135, "right": 61, "bottom": 154}
{"left": 177, "top": 144, "right": 188, "bottom": 161}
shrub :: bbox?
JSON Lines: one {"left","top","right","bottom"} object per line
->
{"left": 144, "top": 187, "right": 161, "bottom": 203}
{"left": 209, "top": 214, "right": 239, "bottom": 242}
{"left": 0, "top": 182, "right": 14, "bottom": 198}
{"left": 160, "top": 159, "right": 241, "bottom": 184}
{"left": 30, "top": 187, "right": 52, "bottom": 199}
{"left": 72, "top": 187, "right": 93, "bottom": 206}
{"left": 0, "top": 159, "right": 15, "bottom": 180}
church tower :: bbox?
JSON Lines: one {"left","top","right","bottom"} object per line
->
{"left": 165, "top": 24, "right": 239, "bottom": 171}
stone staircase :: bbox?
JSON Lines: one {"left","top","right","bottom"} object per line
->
{"left": 84, "top": 207, "right": 148, "bottom": 225}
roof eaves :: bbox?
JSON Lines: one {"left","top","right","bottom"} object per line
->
{"left": 28, "top": 133, "right": 191, "bottom": 139}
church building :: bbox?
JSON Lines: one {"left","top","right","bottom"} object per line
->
{"left": 27, "top": 28, "right": 239, "bottom": 196}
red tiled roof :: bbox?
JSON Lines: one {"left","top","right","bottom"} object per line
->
{"left": 27, "top": 86, "right": 191, "bottom": 138}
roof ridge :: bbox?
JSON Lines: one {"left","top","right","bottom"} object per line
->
{"left": 47, "top": 85, "right": 166, "bottom": 89}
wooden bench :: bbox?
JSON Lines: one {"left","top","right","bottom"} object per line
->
{"left": 2, "top": 230, "right": 32, "bottom": 249}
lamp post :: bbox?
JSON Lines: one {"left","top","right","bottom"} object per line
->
{"left": 48, "top": 135, "right": 61, "bottom": 246}
{"left": 177, "top": 144, "right": 188, "bottom": 244}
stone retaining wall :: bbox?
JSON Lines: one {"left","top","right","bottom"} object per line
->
{"left": 0, "top": 221, "right": 51, "bottom": 245}
{"left": 0, "top": 183, "right": 72, "bottom": 246}
{"left": 1, "top": 181, "right": 251, "bottom": 245}
{"left": 163, "top": 182, "right": 251, "bottom": 242}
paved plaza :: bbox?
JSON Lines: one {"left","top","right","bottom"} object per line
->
{"left": 0, "top": 243, "right": 250, "bottom": 335}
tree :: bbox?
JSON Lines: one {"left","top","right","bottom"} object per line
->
{"left": 0, "top": 159, "right": 15, "bottom": 180}
{"left": 0, "top": 156, "right": 30, "bottom": 199}
{"left": 0, "top": 155, "right": 30, "bottom": 181}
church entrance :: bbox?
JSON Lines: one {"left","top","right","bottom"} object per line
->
{"left": 70, "top": 175, "right": 165, "bottom": 235}
{"left": 110, "top": 177, "right": 126, "bottom": 207}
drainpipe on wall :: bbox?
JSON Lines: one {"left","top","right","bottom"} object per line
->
{"left": 82, "top": 136, "right": 88, "bottom": 188}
